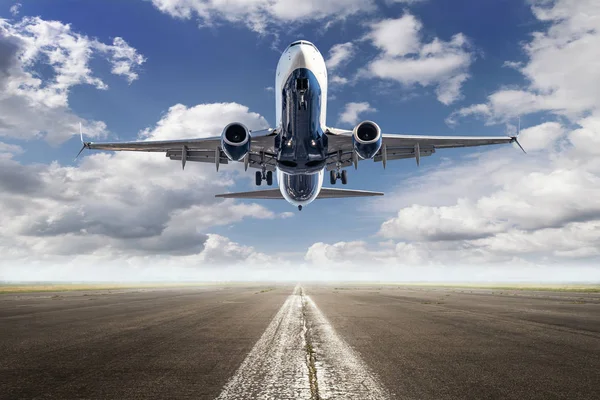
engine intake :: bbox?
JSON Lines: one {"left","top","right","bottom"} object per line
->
{"left": 353, "top": 120, "right": 382, "bottom": 160}
{"left": 221, "top": 123, "right": 251, "bottom": 161}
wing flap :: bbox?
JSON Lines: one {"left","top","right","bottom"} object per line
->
{"left": 86, "top": 137, "right": 222, "bottom": 152}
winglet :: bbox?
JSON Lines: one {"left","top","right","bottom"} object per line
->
{"left": 75, "top": 122, "right": 89, "bottom": 160}
{"left": 512, "top": 137, "right": 527, "bottom": 154}
{"left": 510, "top": 116, "right": 526, "bottom": 154}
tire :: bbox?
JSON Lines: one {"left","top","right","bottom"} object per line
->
{"left": 341, "top": 170, "right": 348, "bottom": 185}
{"left": 266, "top": 171, "right": 273, "bottom": 186}
{"left": 255, "top": 171, "right": 262, "bottom": 186}
{"left": 330, "top": 170, "right": 337, "bottom": 185}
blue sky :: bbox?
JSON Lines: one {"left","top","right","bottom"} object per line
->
{"left": 1, "top": 0, "right": 599, "bottom": 281}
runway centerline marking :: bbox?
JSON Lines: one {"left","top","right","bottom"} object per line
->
{"left": 215, "top": 285, "right": 390, "bottom": 400}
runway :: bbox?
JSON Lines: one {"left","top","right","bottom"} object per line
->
{"left": 1, "top": 284, "right": 599, "bottom": 399}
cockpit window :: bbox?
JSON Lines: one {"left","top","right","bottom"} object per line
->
{"left": 288, "top": 41, "right": 319, "bottom": 52}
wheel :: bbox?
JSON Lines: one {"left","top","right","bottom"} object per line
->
{"left": 341, "top": 170, "right": 348, "bottom": 185}
{"left": 255, "top": 171, "right": 262, "bottom": 186}
{"left": 330, "top": 170, "right": 337, "bottom": 185}
{"left": 266, "top": 171, "right": 273, "bottom": 186}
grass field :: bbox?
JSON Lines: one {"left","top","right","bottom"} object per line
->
{"left": 1, "top": 282, "right": 598, "bottom": 294}
{"left": 0, "top": 282, "right": 224, "bottom": 294}
{"left": 380, "top": 282, "right": 600, "bottom": 293}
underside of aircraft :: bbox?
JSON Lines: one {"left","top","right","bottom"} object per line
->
{"left": 78, "top": 40, "right": 523, "bottom": 210}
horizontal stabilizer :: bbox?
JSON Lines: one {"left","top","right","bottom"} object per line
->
{"left": 317, "top": 187, "right": 384, "bottom": 198}
{"left": 215, "top": 187, "right": 383, "bottom": 200}
{"left": 216, "top": 189, "right": 283, "bottom": 199}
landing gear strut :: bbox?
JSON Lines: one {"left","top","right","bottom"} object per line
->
{"left": 255, "top": 170, "right": 273, "bottom": 186}
{"left": 329, "top": 169, "right": 348, "bottom": 185}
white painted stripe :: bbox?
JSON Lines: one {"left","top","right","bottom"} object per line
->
{"left": 216, "top": 286, "right": 390, "bottom": 400}
{"left": 216, "top": 285, "right": 311, "bottom": 399}
{"left": 304, "top": 295, "right": 391, "bottom": 399}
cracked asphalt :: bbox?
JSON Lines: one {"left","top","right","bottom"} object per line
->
{"left": 1, "top": 284, "right": 598, "bottom": 399}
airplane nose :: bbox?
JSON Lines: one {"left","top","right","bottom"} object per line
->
{"left": 291, "top": 47, "right": 309, "bottom": 68}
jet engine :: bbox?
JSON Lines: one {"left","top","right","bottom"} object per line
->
{"left": 221, "top": 123, "right": 251, "bottom": 161}
{"left": 352, "top": 120, "right": 382, "bottom": 159}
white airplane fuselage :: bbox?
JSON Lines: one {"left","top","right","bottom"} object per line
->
{"left": 273, "top": 41, "right": 328, "bottom": 207}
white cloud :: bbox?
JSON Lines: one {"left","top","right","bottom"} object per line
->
{"left": 367, "top": 14, "right": 422, "bottom": 57}
{"left": 308, "top": 90, "right": 600, "bottom": 274}
{"left": 0, "top": 16, "right": 145, "bottom": 144}
{"left": 329, "top": 75, "right": 349, "bottom": 85}
{"left": 0, "top": 233, "right": 284, "bottom": 282}
{"left": 138, "top": 102, "right": 268, "bottom": 140}
{"left": 326, "top": 42, "right": 354, "bottom": 87}
{"left": 337, "top": 117, "right": 598, "bottom": 268}
{"left": 94, "top": 37, "right": 146, "bottom": 84}
{"left": 450, "top": 0, "right": 600, "bottom": 123}
{"left": 9, "top": 3, "right": 21, "bottom": 16}
{"left": 361, "top": 1, "right": 598, "bottom": 271}
{"left": 150, "top": 0, "right": 376, "bottom": 34}
{"left": 362, "top": 14, "right": 473, "bottom": 105}
{"left": 0, "top": 141, "right": 23, "bottom": 154}
{"left": 325, "top": 42, "right": 354, "bottom": 70}
{"left": 517, "top": 121, "right": 565, "bottom": 151}
{"left": 0, "top": 102, "right": 277, "bottom": 272}
{"left": 339, "top": 102, "right": 376, "bottom": 125}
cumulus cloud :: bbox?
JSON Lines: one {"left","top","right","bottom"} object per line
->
{"left": 339, "top": 102, "right": 376, "bottom": 125}
{"left": 138, "top": 102, "right": 268, "bottom": 140}
{"left": 0, "top": 102, "right": 280, "bottom": 273}
{"left": 325, "top": 42, "right": 354, "bottom": 86}
{"left": 362, "top": 13, "right": 473, "bottom": 105}
{"left": 0, "top": 233, "right": 284, "bottom": 282}
{"left": 150, "top": 0, "right": 376, "bottom": 34}
{"left": 0, "top": 16, "right": 144, "bottom": 144}
{"left": 326, "top": 42, "right": 354, "bottom": 71}
{"left": 0, "top": 141, "right": 22, "bottom": 153}
{"left": 310, "top": 114, "right": 600, "bottom": 271}
{"left": 307, "top": 1, "right": 600, "bottom": 274}
{"left": 329, "top": 75, "right": 349, "bottom": 85}
{"left": 9, "top": 3, "right": 21, "bottom": 16}
{"left": 449, "top": 0, "right": 600, "bottom": 124}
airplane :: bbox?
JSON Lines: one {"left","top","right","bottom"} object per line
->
{"left": 77, "top": 40, "right": 524, "bottom": 211}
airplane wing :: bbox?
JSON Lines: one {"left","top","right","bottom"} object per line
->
{"left": 324, "top": 127, "right": 519, "bottom": 170}
{"left": 215, "top": 187, "right": 383, "bottom": 199}
{"left": 78, "top": 128, "right": 279, "bottom": 171}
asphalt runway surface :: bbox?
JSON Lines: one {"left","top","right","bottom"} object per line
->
{"left": 1, "top": 284, "right": 599, "bottom": 399}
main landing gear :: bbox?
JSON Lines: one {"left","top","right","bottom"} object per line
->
{"left": 255, "top": 170, "right": 273, "bottom": 186}
{"left": 330, "top": 169, "right": 348, "bottom": 185}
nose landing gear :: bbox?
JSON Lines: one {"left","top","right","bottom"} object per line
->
{"left": 329, "top": 169, "right": 348, "bottom": 185}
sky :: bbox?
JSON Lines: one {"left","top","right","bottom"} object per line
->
{"left": 0, "top": 0, "right": 599, "bottom": 282}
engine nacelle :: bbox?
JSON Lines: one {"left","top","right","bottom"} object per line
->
{"left": 221, "top": 123, "right": 251, "bottom": 161}
{"left": 352, "top": 120, "right": 382, "bottom": 160}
